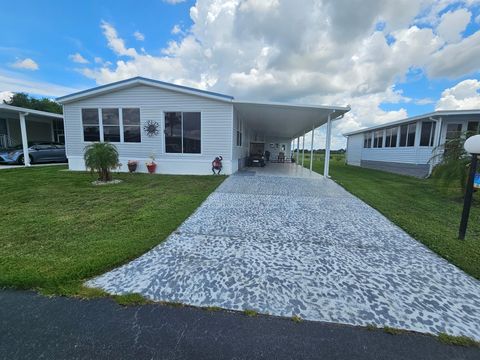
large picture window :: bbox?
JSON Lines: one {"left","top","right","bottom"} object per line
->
{"left": 165, "top": 112, "right": 201, "bottom": 154}
{"left": 373, "top": 130, "right": 383, "bottom": 148}
{"left": 420, "top": 121, "right": 436, "bottom": 147}
{"left": 399, "top": 123, "right": 416, "bottom": 147}
{"left": 82, "top": 109, "right": 100, "bottom": 142}
{"left": 102, "top": 108, "right": 120, "bottom": 142}
{"left": 122, "top": 108, "right": 141, "bottom": 142}
{"left": 385, "top": 127, "right": 398, "bottom": 147}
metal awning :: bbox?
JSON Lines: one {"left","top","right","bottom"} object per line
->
{"left": 233, "top": 101, "right": 349, "bottom": 139}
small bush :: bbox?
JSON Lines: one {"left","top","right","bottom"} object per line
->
{"left": 243, "top": 309, "right": 258, "bottom": 317}
{"left": 84, "top": 142, "right": 119, "bottom": 182}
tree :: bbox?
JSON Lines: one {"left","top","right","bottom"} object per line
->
{"left": 84, "top": 143, "right": 119, "bottom": 182}
{"left": 3, "top": 92, "right": 62, "bottom": 114}
{"left": 430, "top": 131, "right": 475, "bottom": 192}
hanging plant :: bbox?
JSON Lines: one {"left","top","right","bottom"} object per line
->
{"left": 144, "top": 120, "right": 160, "bottom": 137}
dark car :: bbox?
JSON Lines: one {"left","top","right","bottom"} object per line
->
{"left": 248, "top": 154, "right": 266, "bottom": 167}
{"left": 0, "top": 142, "right": 67, "bottom": 165}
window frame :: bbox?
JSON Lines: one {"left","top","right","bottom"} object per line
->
{"left": 121, "top": 107, "right": 142, "bottom": 143}
{"left": 81, "top": 108, "right": 101, "bottom": 142}
{"left": 363, "top": 132, "right": 372, "bottom": 148}
{"left": 101, "top": 108, "right": 121, "bottom": 143}
{"left": 399, "top": 123, "right": 417, "bottom": 147}
{"left": 81, "top": 107, "right": 142, "bottom": 144}
{"left": 419, "top": 121, "right": 437, "bottom": 147}
{"left": 385, "top": 127, "right": 398, "bottom": 148}
{"left": 373, "top": 130, "right": 384, "bottom": 148}
{"left": 163, "top": 111, "right": 202, "bottom": 155}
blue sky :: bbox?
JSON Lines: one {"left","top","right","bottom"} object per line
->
{"left": 1, "top": 0, "right": 480, "bottom": 148}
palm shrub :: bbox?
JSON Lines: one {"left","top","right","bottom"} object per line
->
{"left": 430, "top": 131, "right": 475, "bottom": 193}
{"left": 84, "top": 142, "right": 119, "bottom": 182}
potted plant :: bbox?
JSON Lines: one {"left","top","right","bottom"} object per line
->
{"left": 127, "top": 160, "right": 138, "bottom": 173}
{"left": 146, "top": 153, "right": 157, "bottom": 174}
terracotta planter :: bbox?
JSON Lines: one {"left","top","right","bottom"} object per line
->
{"left": 146, "top": 163, "right": 157, "bottom": 174}
{"left": 127, "top": 162, "right": 138, "bottom": 173}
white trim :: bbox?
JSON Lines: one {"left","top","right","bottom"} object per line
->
{"left": 0, "top": 104, "right": 63, "bottom": 119}
{"left": 57, "top": 77, "right": 233, "bottom": 104}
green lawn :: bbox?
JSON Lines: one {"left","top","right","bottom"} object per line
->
{"left": 302, "top": 153, "right": 480, "bottom": 280}
{"left": 0, "top": 166, "right": 224, "bottom": 295}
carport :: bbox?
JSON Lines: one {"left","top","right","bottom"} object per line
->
{"left": 0, "top": 104, "right": 64, "bottom": 166}
{"left": 233, "top": 101, "right": 350, "bottom": 177}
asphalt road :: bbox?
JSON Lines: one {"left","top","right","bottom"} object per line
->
{"left": 1, "top": 290, "right": 479, "bottom": 360}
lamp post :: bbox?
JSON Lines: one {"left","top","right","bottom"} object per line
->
{"left": 459, "top": 135, "right": 480, "bottom": 240}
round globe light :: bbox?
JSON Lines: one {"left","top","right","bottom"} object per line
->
{"left": 464, "top": 134, "right": 480, "bottom": 154}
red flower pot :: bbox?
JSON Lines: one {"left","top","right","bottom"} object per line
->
{"left": 146, "top": 163, "right": 157, "bottom": 174}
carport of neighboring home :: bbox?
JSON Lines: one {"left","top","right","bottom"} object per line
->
{"left": 0, "top": 104, "right": 64, "bottom": 165}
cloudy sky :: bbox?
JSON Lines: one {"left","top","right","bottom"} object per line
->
{"left": 1, "top": 0, "right": 480, "bottom": 149}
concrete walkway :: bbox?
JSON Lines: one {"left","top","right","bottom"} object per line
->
{"left": 88, "top": 164, "right": 480, "bottom": 340}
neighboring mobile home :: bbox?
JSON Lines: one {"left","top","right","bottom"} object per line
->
{"left": 344, "top": 110, "right": 480, "bottom": 178}
{"left": 57, "top": 77, "right": 349, "bottom": 175}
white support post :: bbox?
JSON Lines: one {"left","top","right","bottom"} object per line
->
{"left": 296, "top": 137, "right": 300, "bottom": 164}
{"left": 302, "top": 131, "right": 305, "bottom": 167}
{"left": 323, "top": 113, "right": 332, "bottom": 177}
{"left": 310, "top": 124, "right": 315, "bottom": 173}
{"left": 19, "top": 112, "right": 30, "bottom": 167}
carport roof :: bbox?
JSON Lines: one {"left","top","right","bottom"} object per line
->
{"left": 0, "top": 104, "right": 63, "bottom": 120}
{"left": 233, "top": 101, "right": 350, "bottom": 138}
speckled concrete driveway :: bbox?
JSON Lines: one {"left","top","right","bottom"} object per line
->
{"left": 88, "top": 164, "right": 480, "bottom": 340}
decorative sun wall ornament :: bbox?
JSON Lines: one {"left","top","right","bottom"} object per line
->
{"left": 144, "top": 120, "right": 160, "bottom": 137}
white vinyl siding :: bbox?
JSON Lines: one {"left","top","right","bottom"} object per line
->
{"left": 63, "top": 84, "right": 233, "bottom": 174}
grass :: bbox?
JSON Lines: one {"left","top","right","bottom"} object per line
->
{"left": 0, "top": 166, "right": 224, "bottom": 295}
{"left": 301, "top": 153, "right": 480, "bottom": 280}
{"left": 438, "top": 333, "right": 480, "bottom": 347}
{"left": 243, "top": 309, "right": 258, "bottom": 317}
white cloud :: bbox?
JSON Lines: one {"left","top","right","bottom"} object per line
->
{"left": 171, "top": 24, "right": 182, "bottom": 35}
{"left": 163, "top": 0, "right": 186, "bottom": 4}
{"left": 94, "top": 57, "right": 103, "bottom": 64}
{"left": 436, "top": 79, "right": 480, "bottom": 110}
{"left": 436, "top": 8, "right": 471, "bottom": 43}
{"left": 69, "top": 52, "right": 89, "bottom": 64}
{"left": 133, "top": 31, "right": 145, "bottom": 41}
{"left": 0, "top": 70, "right": 79, "bottom": 98}
{"left": 0, "top": 91, "right": 13, "bottom": 103}
{"left": 11, "top": 58, "right": 39, "bottom": 71}
{"left": 79, "top": 1, "right": 480, "bottom": 149}
{"left": 101, "top": 21, "right": 138, "bottom": 57}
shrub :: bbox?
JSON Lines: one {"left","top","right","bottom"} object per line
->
{"left": 84, "top": 142, "right": 119, "bottom": 182}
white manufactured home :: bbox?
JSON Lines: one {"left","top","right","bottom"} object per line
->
{"left": 57, "top": 77, "right": 349, "bottom": 175}
{"left": 344, "top": 110, "right": 480, "bottom": 178}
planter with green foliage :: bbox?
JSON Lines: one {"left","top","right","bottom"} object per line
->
{"left": 84, "top": 142, "right": 120, "bottom": 182}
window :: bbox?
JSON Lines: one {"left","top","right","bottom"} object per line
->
{"left": 420, "top": 121, "right": 436, "bottom": 147}
{"left": 101, "top": 108, "right": 120, "bottom": 142}
{"left": 53, "top": 119, "right": 64, "bottom": 144}
{"left": 236, "top": 131, "right": 242, "bottom": 146}
{"left": 446, "top": 123, "right": 462, "bottom": 140}
{"left": 385, "top": 127, "right": 398, "bottom": 147}
{"left": 235, "top": 116, "right": 242, "bottom": 147}
{"left": 399, "top": 123, "right": 416, "bottom": 147}
{"left": 165, "top": 112, "right": 201, "bottom": 154}
{"left": 363, "top": 132, "right": 372, "bottom": 148}
{"left": 122, "top": 108, "right": 141, "bottom": 142}
{"left": 373, "top": 130, "right": 383, "bottom": 148}
{"left": 467, "top": 121, "right": 479, "bottom": 135}
{"left": 82, "top": 109, "right": 100, "bottom": 142}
